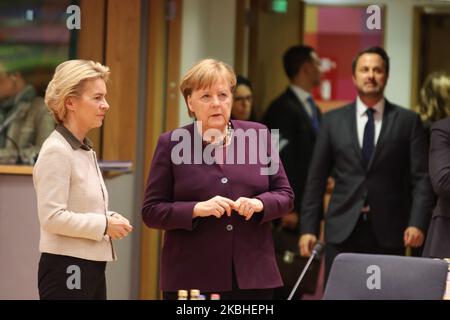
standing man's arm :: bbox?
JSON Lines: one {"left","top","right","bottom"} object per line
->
{"left": 299, "top": 114, "right": 333, "bottom": 256}
{"left": 404, "top": 114, "right": 434, "bottom": 248}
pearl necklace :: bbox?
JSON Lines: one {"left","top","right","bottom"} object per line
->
{"left": 203, "top": 121, "right": 233, "bottom": 146}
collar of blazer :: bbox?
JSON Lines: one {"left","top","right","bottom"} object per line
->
{"left": 349, "top": 98, "right": 398, "bottom": 171}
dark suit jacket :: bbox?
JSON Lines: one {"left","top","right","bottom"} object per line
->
{"left": 422, "top": 117, "right": 450, "bottom": 257}
{"left": 142, "top": 120, "right": 294, "bottom": 292}
{"left": 300, "top": 100, "right": 434, "bottom": 248}
{"left": 428, "top": 117, "right": 450, "bottom": 209}
{"left": 263, "top": 88, "right": 321, "bottom": 219}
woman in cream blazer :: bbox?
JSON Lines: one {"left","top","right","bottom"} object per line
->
{"left": 33, "top": 60, "right": 132, "bottom": 300}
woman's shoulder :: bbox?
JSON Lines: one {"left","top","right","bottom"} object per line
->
{"left": 157, "top": 123, "right": 195, "bottom": 144}
{"left": 431, "top": 117, "right": 450, "bottom": 131}
{"left": 39, "top": 131, "right": 73, "bottom": 157}
{"left": 34, "top": 131, "right": 73, "bottom": 172}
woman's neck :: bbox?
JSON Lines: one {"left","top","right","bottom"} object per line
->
{"left": 196, "top": 122, "right": 230, "bottom": 145}
{"left": 63, "top": 120, "right": 87, "bottom": 143}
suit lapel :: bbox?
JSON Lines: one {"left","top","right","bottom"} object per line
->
{"left": 286, "top": 88, "right": 315, "bottom": 131}
{"left": 367, "top": 100, "right": 397, "bottom": 171}
{"left": 348, "top": 103, "right": 364, "bottom": 166}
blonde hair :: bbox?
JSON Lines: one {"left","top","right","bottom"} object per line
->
{"left": 45, "top": 60, "right": 110, "bottom": 123}
{"left": 180, "top": 59, "right": 236, "bottom": 117}
{"left": 414, "top": 71, "right": 450, "bottom": 123}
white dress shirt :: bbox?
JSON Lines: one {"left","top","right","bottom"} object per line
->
{"left": 289, "top": 84, "right": 315, "bottom": 119}
{"left": 356, "top": 96, "right": 385, "bottom": 149}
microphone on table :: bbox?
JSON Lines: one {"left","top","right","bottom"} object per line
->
{"left": 287, "top": 241, "right": 325, "bottom": 300}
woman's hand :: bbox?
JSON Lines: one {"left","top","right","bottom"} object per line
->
{"left": 193, "top": 196, "right": 235, "bottom": 218}
{"left": 233, "top": 197, "right": 264, "bottom": 221}
{"left": 106, "top": 216, "right": 133, "bottom": 240}
{"left": 110, "top": 212, "right": 131, "bottom": 225}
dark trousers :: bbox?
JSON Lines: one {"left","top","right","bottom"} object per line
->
{"left": 163, "top": 265, "right": 274, "bottom": 300}
{"left": 324, "top": 213, "right": 404, "bottom": 286}
{"left": 38, "top": 253, "right": 107, "bottom": 300}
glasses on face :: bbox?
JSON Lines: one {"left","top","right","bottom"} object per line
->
{"left": 233, "top": 95, "right": 252, "bottom": 103}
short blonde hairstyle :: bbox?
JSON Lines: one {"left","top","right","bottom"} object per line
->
{"left": 414, "top": 72, "right": 450, "bottom": 123}
{"left": 45, "top": 60, "right": 110, "bottom": 124}
{"left": 180, "top": 59, "right": 236, "bottom": 117}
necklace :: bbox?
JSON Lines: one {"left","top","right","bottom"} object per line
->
{"left": 203, "top": 121, "right": 233, "bottom": 146}
{"left": 224, "top": 121, "right": 233, "bottom": 145}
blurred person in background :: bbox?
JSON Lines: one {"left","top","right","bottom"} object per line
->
{"left": 299, "top": 47, "right": 434, "bottom": 282}
{"left": 0, "top": 61, "right": 54, "bottom": 164}
{"left": 263, "top": 45, "right": 323, "bottom": 299}
{"left": 231, "top": 75, "right": 256, "bottom": 121}
{"left": 419, "top": 72, "right": 450, "bottom": 258}
{"left": 414, "top": 71, "right": 450, "bottom": 139}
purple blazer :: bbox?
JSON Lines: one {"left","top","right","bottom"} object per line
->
{"left": 142, "top": 120, "right": 294, "bottom": 292}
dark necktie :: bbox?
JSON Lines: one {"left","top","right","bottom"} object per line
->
{"left": 362, "top": 108, "right": 375, "bottom": 168}
{"left": 306, "top": 96, "right": 320, "bottom": 133}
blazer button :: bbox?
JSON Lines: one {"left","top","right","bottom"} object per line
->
{"left": 226, "top": 224, "right": 233, "bottom": 231}
{"left": 221, "top": 177, "right": 228, "bottom": 184}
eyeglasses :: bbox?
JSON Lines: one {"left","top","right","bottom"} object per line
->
{"left": 233, "top": 95, "right": 252, "bottom": 102}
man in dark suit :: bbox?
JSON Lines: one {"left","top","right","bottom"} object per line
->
{"left": 263, "top": 45, "right": 322, "bottom": 298}
{"left": 299, "top": 47, "right": 434, "bottom": 282}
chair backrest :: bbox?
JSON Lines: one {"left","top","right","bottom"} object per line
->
{"left": 323, "top": 253, "right": 448, "bottom": 300}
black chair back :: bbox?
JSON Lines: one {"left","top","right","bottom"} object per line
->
{"left": 323, "top": 253, "right": 448, "bottom": 300}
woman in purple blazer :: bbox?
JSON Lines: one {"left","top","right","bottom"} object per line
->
{"left": 142, "top": 59, "right": 294, "bottom": 300}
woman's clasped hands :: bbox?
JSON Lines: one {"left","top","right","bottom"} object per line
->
{"left": 193, "top": 196, "right": 264, "bottom": 221}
